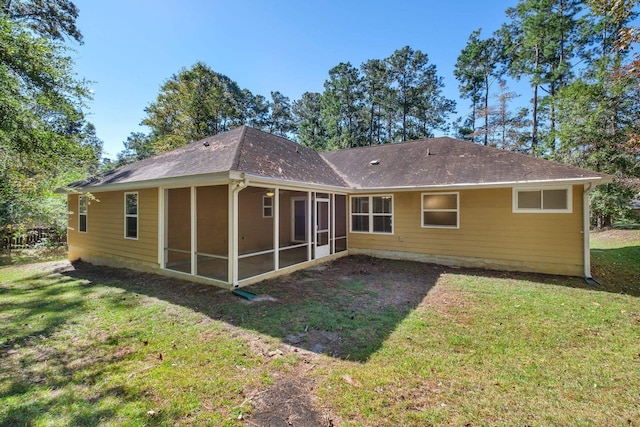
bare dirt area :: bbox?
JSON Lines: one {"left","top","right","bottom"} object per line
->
{"left": 592, "top": 228, "right": 640, "bottom": 245}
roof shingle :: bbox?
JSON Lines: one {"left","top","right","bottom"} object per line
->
{"left": 321, "top": 137, "right": 608, "bottom": 189}
{"left": 66, "top": 127, "right": 608, "bottom": 191}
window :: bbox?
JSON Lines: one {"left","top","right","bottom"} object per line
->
{"left": 125, "top": 192, "right": 138, "bottom": 239}
{"left": 263, "top": 196, "right": 273, "bottom": 218}
{"left": 422, "top": 192, "right": 459, "bottom": 228}
{"left": 513, "top": 187, "right": 571, "bottom": 213}
{"left": 78, "top": 195, "right": 87, "bottom": 233}
{"left": 351, "top": 195, "right": 393, "bottom": 234}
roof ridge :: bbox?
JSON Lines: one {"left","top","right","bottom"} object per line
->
{"left": 231, "top": 125, "right": 248, "bottom": 171}
{"left": 321, "top": 137, "right": 454, "bottom": 155}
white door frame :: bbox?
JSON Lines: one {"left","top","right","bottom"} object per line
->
{"left": 315, "top": 196, "right": 330, "bottom": 259}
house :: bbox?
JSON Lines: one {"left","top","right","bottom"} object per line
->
{"left": 61, "top": 126, "right": 611, "bottom": 289}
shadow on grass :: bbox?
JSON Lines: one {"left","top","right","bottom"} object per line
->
{"left": 63, "top": 256, "right": 442, "bottom": 362}
{"left": 0, "top": 266, "right": 166, "bottom": 427}
{"left": 0, "top": 247, "right": 67, "bottom": 266}
{"left": 590, "top": 245, "right": 640, "bottom": 296}
{"left": 58, "top": 250, "right": 639, "bottom": 364}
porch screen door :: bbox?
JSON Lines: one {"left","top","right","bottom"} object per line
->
{"left": 315, "top": 198, "right": 330, "bottom": 258}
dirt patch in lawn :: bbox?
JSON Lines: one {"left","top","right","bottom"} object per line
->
{"left": 592, "top": 228, "right": 640, "bottom": 245}
{"left": 246, "top": 376, "right": 335, "bottom": 427}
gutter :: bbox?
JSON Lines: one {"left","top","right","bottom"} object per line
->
{"left": 347, "top": 176, "right": 611, "bottom": 193}
{"left": 229, "top": 173, "right": 249, "bottom": 288}
{"left": 583, "top": 182, "right": 598, "bottom": 283}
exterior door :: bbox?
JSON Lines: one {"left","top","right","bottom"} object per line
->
{"left": 315, "top": 198, "right": 330, "bottom": 258}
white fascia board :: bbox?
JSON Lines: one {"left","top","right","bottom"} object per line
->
{"left": 347, "top": 177, "right": 609, "bottom": 193}
{"left": 240, "top": 172, "right": 350, "bottom": 194}
{"left": 57, "top": 171, "right": 231, "bottom": 194}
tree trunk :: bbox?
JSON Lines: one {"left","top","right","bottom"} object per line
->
{"left": 531, "top": 45, "right": 540, "bottom": 156}
{"left": 484, "top": 75, "right": 490, "bottom": 146}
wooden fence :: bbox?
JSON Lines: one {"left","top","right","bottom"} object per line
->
{"left": 1, "top": 227, "right": 66, "bottom": 250}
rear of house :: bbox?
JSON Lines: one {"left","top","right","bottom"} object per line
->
{"left": 63, "top": 126, "right": 609, "bottom": 288}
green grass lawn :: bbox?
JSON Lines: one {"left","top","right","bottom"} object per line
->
{"left": 1, "top": 230, "right": 639, "bottom": 426}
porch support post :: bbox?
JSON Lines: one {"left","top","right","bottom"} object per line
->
{"left": 583, "top": 183, "right": 594, "bottom": 279}
{"left": 274, "top": 188, "right": 280, "bottom": 271}
{"left": 157, "top": 187, "right": 165, "bottom": 268}
{"left": 229, "top": 178, "right": 246, "bottom": 287}
{"left": 190, "top": 186, "right": 197, "bottom": 275}
{"left": 307, "top": 191, "right": 313, "bottom": 261}
{"left": 331, "top": 193, "right": 335, "bottom": 254}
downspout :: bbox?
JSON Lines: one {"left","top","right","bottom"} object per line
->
{"left": 229, "top": 174, "right": 248, "bottom": 288}
{"left": 583, "top": 182, "right": 597, "bottom": 284}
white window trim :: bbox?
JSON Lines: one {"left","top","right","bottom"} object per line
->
{"left": 124, "top": 191, "right": 139, "bottom": 240}
{"left": 421, "top": 192, "right": 460, "bottom": 229}
{"left": 349, "top": 194, "right": 394, "bottom": 235}
{"left": 512, "top": 186, "right": 572, "bottom": 213}
{"left": 78, "top": 195, "right": 87, "bottom": 233}
{"left": 263, "top": 196, "right": 273, "bottom": 218}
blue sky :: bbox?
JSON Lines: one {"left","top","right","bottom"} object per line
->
{"left": 71, "top": 0, "right": 519, "bottom": 158}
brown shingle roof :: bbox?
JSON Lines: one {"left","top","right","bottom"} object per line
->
{"left": 236, "top": 127, "right": 347, "bottom": 186}
{"left": 321, "top": 137, "right": 609, "bottom": 189}
{"left": 68, "top": 126, "right": 347, "bottom": 189}
{"left": 66, "top": 128, "right": 608, "bottom": 191}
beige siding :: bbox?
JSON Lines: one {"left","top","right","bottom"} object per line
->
{"left": 68, "top": 189, "right": 159, "bottom": 268}
{"left": 348, "top": 186, "right": 585, "bottom": 276}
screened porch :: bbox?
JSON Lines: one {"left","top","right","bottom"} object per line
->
{"left": 161, "top": 183, "right": 347, "bottom": 287}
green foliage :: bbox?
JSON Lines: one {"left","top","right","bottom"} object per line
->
{"left": 1, "top": 0, "right": 82, "bottom": 43}
{"left": 321, "top": 62, "right": 365, "bottom": 149}
{"left": 454, "top": 29, "right": 503, "bottom": 145}
{"left": 267, "top": 91, "right": 296, "bottom": 137}
{"left": 451, "top": 1, "right": 639, "bottom": 226}
{"left": 295, "top": 46, "right": 455, "bottom": 150}
{"left": 115, "top": 131, "right": 154, "bottom": 166}
{"left": 0, "top": 4, "right": 98, "bottom": 231}
{"left": 292, "top": 92, "right": 326, "bottom": 150}
{"left": 139, "top": 62, "right": 297, "bottom": 154}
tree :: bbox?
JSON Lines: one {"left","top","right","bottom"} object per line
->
{"left": 292, "top": 92, "right": 326, "bottom": 150}
{"left": 242, "top": 90, "right": 270, "bottom": 131}
{"left": 455, "top": 29, "right": 503, "bottom": 145}
{"left": 499, "top": 0, "right": 582, "bottom": 155}
{"left": 142, "top": 62, "right": 247, "bottom": 153}
{"left": 116, "top": 132, "right": 154, "bottom": 165}
{"left": 0, "top": 2, "right": 96, "bottom": 231}
{"left": 550, "top": 0, "right": 640, "bottom": 227}
{"left": 387, "top": 46, "right": 455, "bottom": 141}
{"left": 321, "top": 62, "right": 364, "bottom": 149}
{"left": 268, "top": 91, "right": 296, "bottom": 137}
{"left": 489, "top": 80, "right": 530, "bottom": 150}
{"left": 360, "top": 58, "right": 392, "bottom": 145}
{"left": 1, "top": 0, "right": 82, "bottom": 42}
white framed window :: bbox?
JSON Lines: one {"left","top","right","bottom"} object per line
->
{"left": 350, "top": 195, "right": 393, "bottom": 234}
{"left": 78, "top": 195, "right": 87, "bottom": 233}
{"left": 422, "top": 192, "right": 459, "bottom": 229}
{"left": 263, "top": 196, "right": 273, "bottom": 218}
{"left": 125, "top": 192, "right": 138, "bottom": 239}
{"left": 513, "top": 186, "right": 572, "bottom": 213}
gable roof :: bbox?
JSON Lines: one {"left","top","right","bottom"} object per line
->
{"left": 64, "top": 127, "right": 609, "bottom": 192}
{"left": 321, "top": 137, "right": 610, "bottom": 189}
{"left": 67, "top": 126, "right": 347, "bottom": 190}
